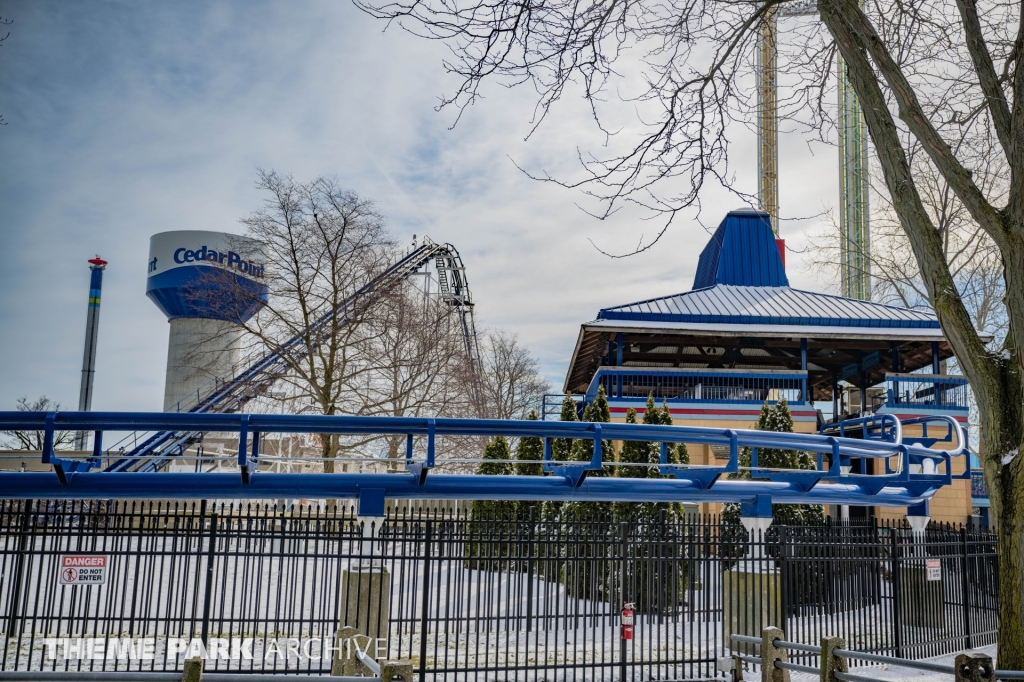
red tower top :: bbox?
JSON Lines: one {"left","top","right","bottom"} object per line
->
{"left": 88, "top": 256, "right": 108, "bottom": 268}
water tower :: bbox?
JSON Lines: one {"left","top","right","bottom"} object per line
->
{"left": 146, "top": 231, "right": 268, "bottom": 410}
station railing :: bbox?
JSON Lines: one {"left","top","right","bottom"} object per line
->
{"left": 584, "top": 367, "right": 808, "bottom": 405}
{"left": 886, "top": 373, "right": 970, "bottom": 411}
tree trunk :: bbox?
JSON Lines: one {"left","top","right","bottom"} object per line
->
{"left": 817, "top": 1, "right": 1024, "bottom": 663}
{"left": 978, "top": 356, "right": 1024, "bottom": 667}
{"left": 322, "top": 432, "right": 338, "bottom": 514}
{"left": 996, "top": 494, "right": 1024, "bottom": 666}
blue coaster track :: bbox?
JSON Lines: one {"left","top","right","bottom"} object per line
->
{"left": 0, "top": 410, "right": 971, "bottom": 514}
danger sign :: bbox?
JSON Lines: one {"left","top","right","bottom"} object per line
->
{"left": 926, "top": 558, "right": 942, "bottom": 581}
{"left": 59, "top": 555, "right": 108, "bottom": 586}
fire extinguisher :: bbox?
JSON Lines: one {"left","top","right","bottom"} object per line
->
{"left": 621, "top": 602, "right": 635, "bottom": 640}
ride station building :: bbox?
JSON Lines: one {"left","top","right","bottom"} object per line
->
{"left": 560, "top": 209, "right": 984, "bottom": 525}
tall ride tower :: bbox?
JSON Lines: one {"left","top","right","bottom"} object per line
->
{"left": 838, "top": 57, "right": 871, "bottom": 301}
{"left": 757, "top": 5, "right": 779, "bottom": 235}
{"left": 74, "top": 256, "right": 108, "bottom": 450}
{"left": 763, "top": 0, "right": 871, "bottom": 300}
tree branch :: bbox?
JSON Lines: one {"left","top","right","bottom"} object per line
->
{"left": 834, "top": 0, "right": 1006, "bottom": 246}
{"left": 819, "top": 0, "right": 996, "bottom": 389}
{"left": 954, "top": 0, "right": 1012, "bottom": 159}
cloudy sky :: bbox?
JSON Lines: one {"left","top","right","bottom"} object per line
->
{"left": 0, "top": 0, "right": 840, "bottom": 412}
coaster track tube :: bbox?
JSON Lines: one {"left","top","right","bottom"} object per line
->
{"left": 3, "top": 411, "right": 963, "bottom": 506}
{"left": 0, "top": 471, "right": 944, "bottom": 506}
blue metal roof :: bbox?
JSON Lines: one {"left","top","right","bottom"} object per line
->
{"left": 693, "top": 209, "right": 789, "bottom": 288}
{"left": 597, "top": 285, "right": 941, "bottom": 329}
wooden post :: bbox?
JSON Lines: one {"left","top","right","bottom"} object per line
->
{"left": 760, "top": 627, "right": 790, "bottom": 682}
{"left": 332, "top": 625, "right": 379, "bottom": 676}
{"left": 383, "top": 659, "right": 416, "bottom": 681}
{"left": 820, "top": 637, "right": 848, "bottom": 682}
{"left": 955, "top": 652, "right": 994, "bottom": 682}
{"left": 181, "top": 657, "right": 204, "bottom": 682}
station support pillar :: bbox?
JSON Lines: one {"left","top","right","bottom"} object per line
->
{"left": 724, "top": 497, "right": 780, "bottom": 655}
{"left": 333, "top": 490, "right": 391, "bottom": 674}
{"left": 899, "top": 502, "right": 943, "bottom": 628}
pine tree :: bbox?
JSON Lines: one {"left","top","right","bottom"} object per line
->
{"left": 565, "top": 386, "right": 614, "bottom": 512}
{"left": 552, "top": 394, "right": 579, "bottom": 461}
{"left": 515, "top": 410, "right": 544, "bottom": 520}
{"left": 543, "top": 394, "right": 580, "bottom": 520}
{"left": 617, "top": 408, "right": 651, "bottom": 479}
{"left": 515, "top": 410, "right": 545, "bottom": 476}
{"left": 657, "top": 399, "right": 690, "bottom": 466}
{"left": 721, "top": 399, "right": 824, "bottom": 526}
{"left": 614, "top": 395, "right": 689, "bottom": 509}
{"left": 561, "top": 386, "right": 615, "bottom": 603}
{"left": 610, "top": 396, "right": 689, "bottom": 613}
{"left": 467, "top": 436, "right": 519, "bottom": 570}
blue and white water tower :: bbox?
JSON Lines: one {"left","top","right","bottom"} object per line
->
{"left": 147, "top": 231, "right": 268, "bottom": 410}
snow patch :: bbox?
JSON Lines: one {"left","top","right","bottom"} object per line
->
{"left": 1002, "top": 449, "right": 1018, "bottom": 466}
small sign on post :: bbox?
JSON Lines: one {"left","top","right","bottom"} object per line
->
{"left": 926, "top": 558, "right": 941, "bottom": 581}
{"left": 59, "top": 555, "right": 108, "bottom": 586}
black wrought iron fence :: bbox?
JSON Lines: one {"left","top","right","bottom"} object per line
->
{"left": 0, "top": 500, "right": 998, "bottom": 680}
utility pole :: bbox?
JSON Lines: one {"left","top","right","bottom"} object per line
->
{"left": 74, "top": 256, "right": 107, "bottom": 451}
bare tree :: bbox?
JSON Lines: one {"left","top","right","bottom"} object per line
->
{"left": 0, "top": 17, "right": 11, "bottom": 127}
{"left": 2, "top": 397, "right": 75, "bottom": 450}
{"left": 183, "top": 171, "right": 493, "bottom": 479}
{"left": 358, "top": 0, "right": 1024, "bottom": 659}
{"left": 351, "top": 280, "right": 478, "bottom": 460}
{"left": 219, "top": 171, "right": 398, "bottom": 479}
{"left": 479, "top": 330, "right": 550, "bottom": 420}
{"left": 807, "top": 129, "right": 1008, "bottom": 342}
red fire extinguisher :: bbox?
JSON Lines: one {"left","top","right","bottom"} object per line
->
{"left": 621, "top": 602, "right": 635, "bottom": 640}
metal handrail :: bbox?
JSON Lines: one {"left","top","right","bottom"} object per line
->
{"left": 776, "top": 660, "right": 820, "bottom": 674}
{"left": 774, "top": 639, "right": 820, "bottom": 654}
{"left": 730, "top": 634, "right": 760, "bottom": 645}
{"left": 833, "top": 647, "right": 954, "bottom": 674}
{"left": 834, "top": 672, "right": 891, "bottom": 682}
{"left": 730, "top": 633, "right": 1024, "bottom": 681}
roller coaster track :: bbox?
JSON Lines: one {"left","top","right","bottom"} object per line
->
{"left": 104, "top": 239, "right": 481, "bottom": 472}
{"left": 1, "top": 411, "right": 971, "bottom": 509}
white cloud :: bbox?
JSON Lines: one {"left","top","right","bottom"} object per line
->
{"left": 0, "top": 0, "right": 839, "bottom": 411}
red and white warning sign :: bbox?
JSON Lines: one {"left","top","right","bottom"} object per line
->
{"left": 926, "top": 558, "right": 942, "bottom": 581}
{"left": 59, "top": 555, "right": 108, "bottom": 586}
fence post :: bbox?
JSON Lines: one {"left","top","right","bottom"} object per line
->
{"left": 732, "top": 653, "right": 743, "bottom": 682}
{"left": 954, "top": 652, "right": 994, "bottom": 682}
{"left": 418, "top": 519, "right": 432, "bottom": 682}
{"left": 181, "top": 656, "right": 204, "bottom": 682}
{"left": 760, "top": 626, "right": 790, "bottom": 682}
{"left": 5, "top": 499, "right": 34, "bottom": 637}
{"left": 526, "top": 506, "right": 535, "bottom": 633}
{"left": 820, "top": 637, "right": 847, "bottom": 682}
{"left": 200, "top": 509, "right": 218, "bottom": 646}
{"left": 620, "top": 520, "right": 629, "bottom": 682}
{"left": 383, "top": 659, "right": 416, "bottom": 681}
{"left": 960, "top": 527, "right": 973, "bottom": 650}
{"left": 778, "top": 525, "right": 789, "bottom": 630}
{"left": 889, "top": 529, "right": 903, "bottom": 658}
